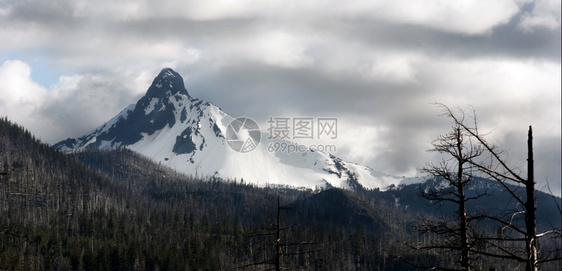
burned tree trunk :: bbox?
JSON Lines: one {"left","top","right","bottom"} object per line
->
{"left": 525, "top": 126, "right": 537, "bottom": 271}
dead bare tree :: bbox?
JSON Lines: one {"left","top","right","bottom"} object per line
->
{"left": 437, "top": 103, "right": 561, "bottom": 271}
{"left": 410, "top": 111, "right": 487, "bottom": 271}
{"left": 240, "top": 196, "right": 319, "bottom": 270}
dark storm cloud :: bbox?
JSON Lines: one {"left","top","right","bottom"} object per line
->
{"left": 5, "top": 1, "right": 75, "bottom": 25}
{"left": 325, "top": 17, "right": 561, "bottom": 63}
{"left": 187, "top": 61, "right": 428, "bottom": 117}
{"left": 115, "top": 17, "right": 262, "bottom": 42}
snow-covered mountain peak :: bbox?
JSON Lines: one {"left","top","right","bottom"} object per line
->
{"left": 145, "top": 68, "right": 190, "bottom": 100}
{"left": 54, "top": 68, "right": 415, "bottom": 191}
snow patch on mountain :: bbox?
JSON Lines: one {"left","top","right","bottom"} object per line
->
{"left": 144, "top": 98, "right": 159, "bottom": 115}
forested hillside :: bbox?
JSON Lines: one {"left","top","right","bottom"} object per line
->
{"left": 0, "top": 117, "right": 423, "bottom": 270}
{"left": 1, "top": 117, "right": 560, "bottom": 270}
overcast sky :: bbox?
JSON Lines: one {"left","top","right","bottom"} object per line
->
{"left": 1, "top": 0, "right": 560, "bottom": 195}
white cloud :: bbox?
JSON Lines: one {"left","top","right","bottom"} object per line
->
{"left": 354, "top": 0, "right": 523, "bottom": 35}
{"left": 294, "top": 36, "right": 423, "bottom": 84}
{"left": 364, "top": 53, "right": 421, "bottom": 84}
{"left": 335, "top": 122, "right": 387, "bottom": 165}
{"left": 71, "top": 0, "right": 143, "bottom": 20}
{"left": 0, "top": 60, "right": 161, "bottom": 143}
{"left": 204, "top": 29, "right": 316, "bottom": 69}
{"left": 181, "top": 0, "right": 271, "bottom": 21}
{"left": 0, "top": 60, "right": 47, "bottom": 121}
{"left": 67, "top": 0, "right": 268, "bottom": 21}
{"left": 0, "top": 59, "right": 59, "bottom": 141}
{"left": 53, "top": 35, "right": 201, "bottom": 72}
{"left": 518, "top": 0, "right": 561, "bottom": 32}
{"left": 421, "top": 57, "right": 561, "bottom": 167}
{"left": 251, "top": 31, "right": 314, "bottom": 68}
{"left": 0, "top": 22, "right": 49, "bottom": 51}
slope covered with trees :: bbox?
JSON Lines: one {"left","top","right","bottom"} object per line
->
{"left": 0, "top": 117, "right": 430, "bottom": 270}
{"left": 1, "top": 117, "right": 560, "bottom": 270}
